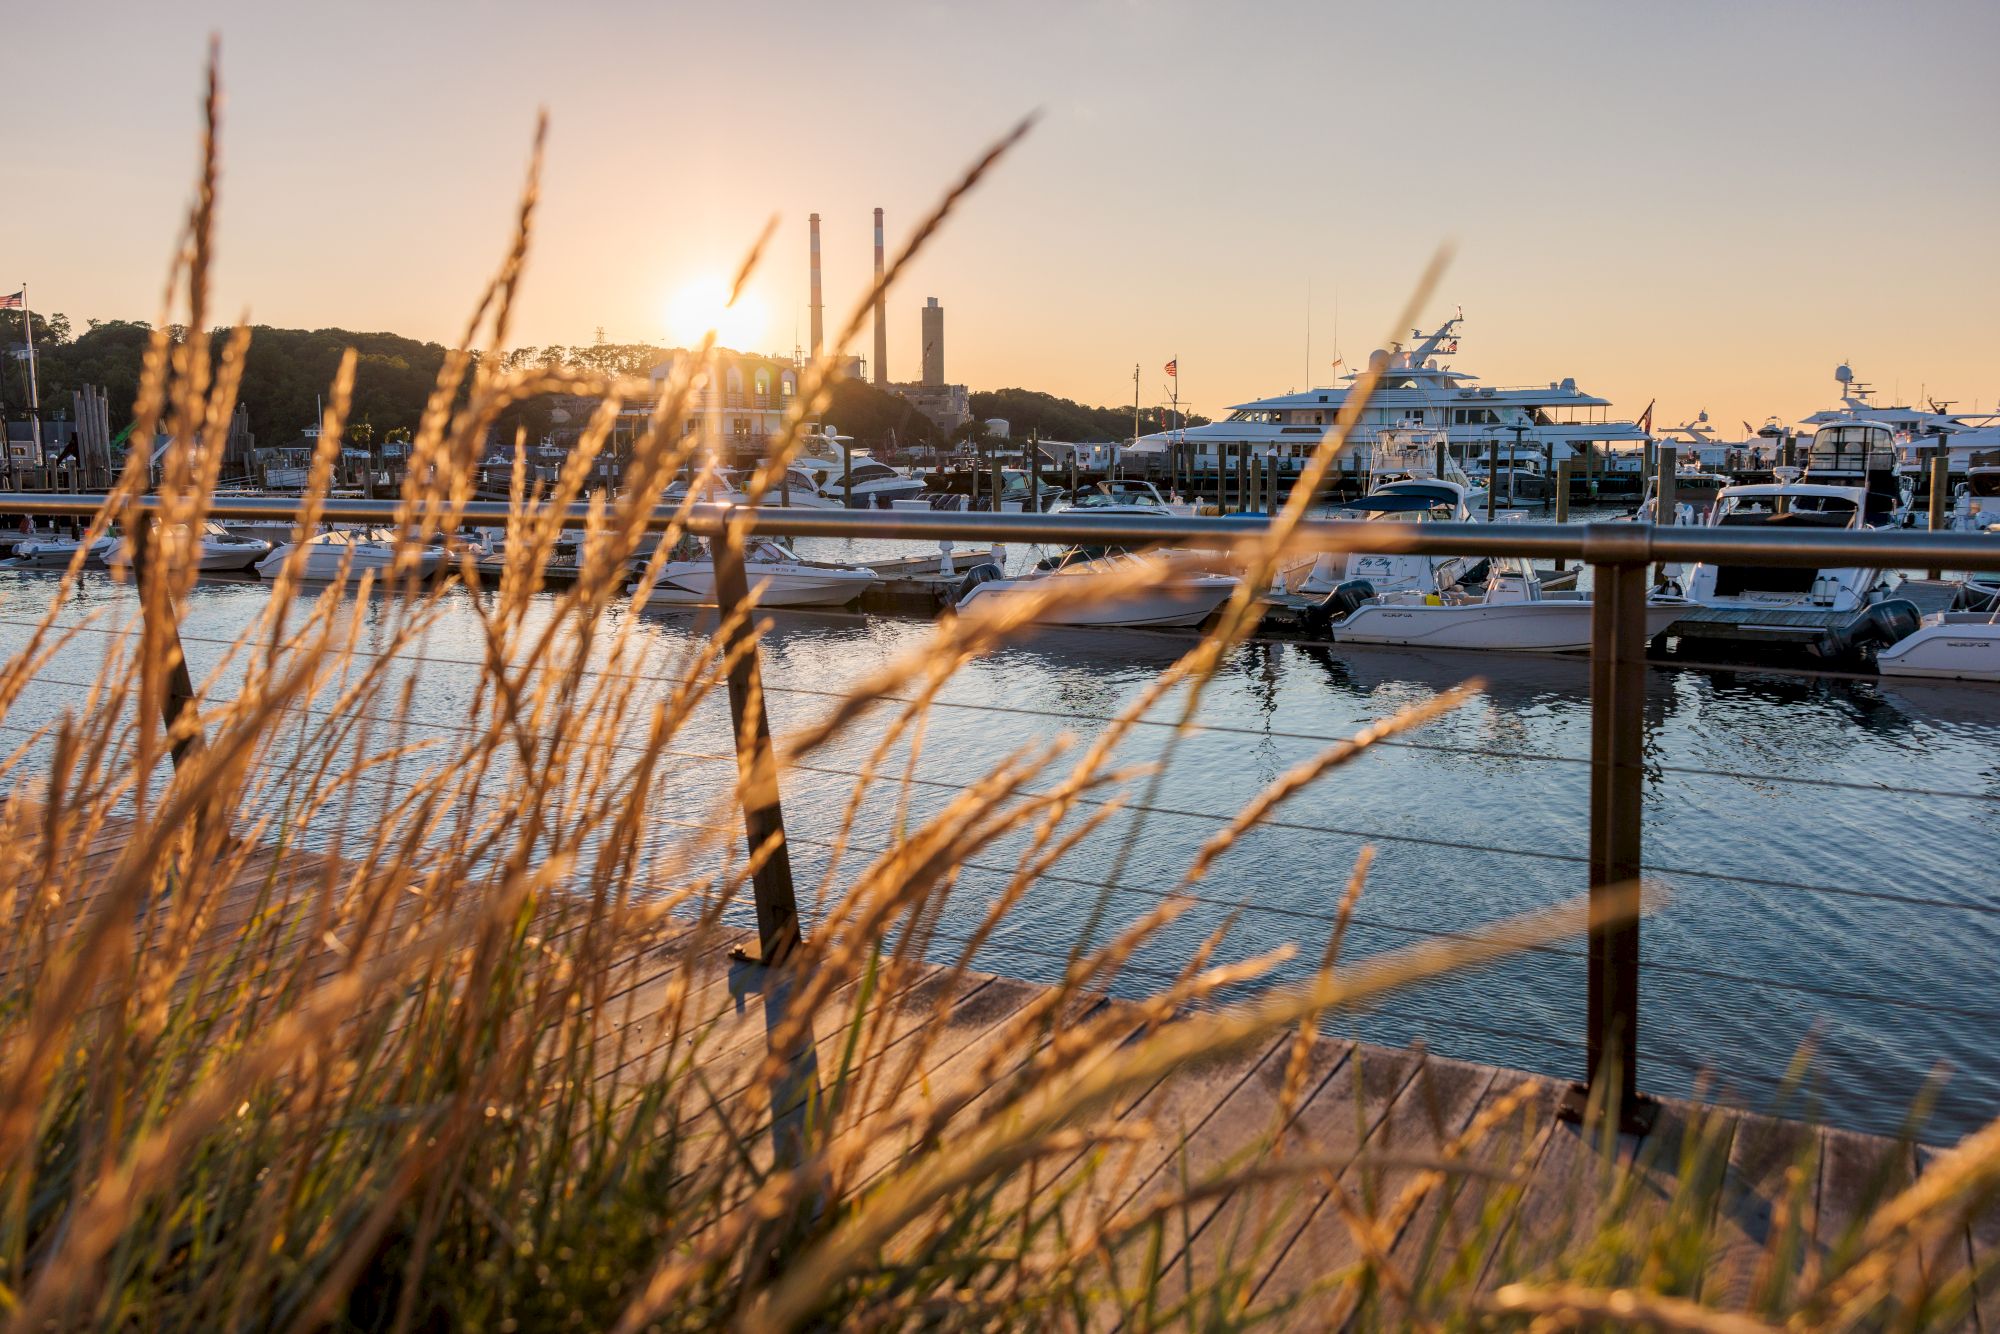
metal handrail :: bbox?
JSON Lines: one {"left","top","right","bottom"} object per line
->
{"left": 1, "top": 494, "right": 1997, "bottom": 572}
{"left": 1, "top": 488, "right": 1980, "bottom": 1133}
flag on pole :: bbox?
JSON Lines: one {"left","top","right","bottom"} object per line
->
{"left": 1164, "top": 359, "right": 1177, "bottom": 377}
{"left": 0, "top": 292, "right": 21, "bottom": 310}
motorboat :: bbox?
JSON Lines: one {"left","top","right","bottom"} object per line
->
{"left": 12, "top": 532, "right": 117, "bottom": 568}
{"left": 1877, "top": 611, "right": 2000, "bottom": 681}
{"left": 631, "top": 536, "right": 878, "bottom": 608}
{"left": 1051, "top": 478, "right": 1193, "bottom": 517}
{"left": 1308, "top": 555, "right": 1693, "bottom": 652}
{"left": 1292, "top": 432, "right": 1486, "bottom": 597}
{"left": 790, "top": 453, "right": 927, "bottom": 508}
{"left": 1631, "top": 470, "right": 1728, "bottom": 593}
{"left": 1948, "top": 452, "right": 2000, "bottom": 531}
{"left": 107, "top": 522, "right": 271, "bottom": 572}
{"left": 255, "top": 529, "right": 444, "bottom": 582}
{"left": 1634, "top": 471, "right": 1730, "bottom": 527}
{"left": 954, "top": 547, "right": 1240, "bottom": 629}
{"left": 664, "top": 465, "right": 845, "bottom": 510}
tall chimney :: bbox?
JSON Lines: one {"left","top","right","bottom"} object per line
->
{"left": 808, "top": 213, "right": 824, "bottom": 361}
{"left": 921, "top": 297, "right": 945, "bottom": 386}
{"left": 872, "top": 207, "right": 887, "bottom": 386}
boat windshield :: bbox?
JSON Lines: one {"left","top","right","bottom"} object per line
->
{"left": 745, "top": 539, "right": 798, "bottom": 563}
{"left": 1334, "top": 494, "right": 1455, "bottom": 522}
{"left": 1715, "top": 493, "right": 1858, "bottom": 527}
{"left": 1968, "top": 470, "right": 2000, "bottom": 499}
{"left": 1037, "top": 545, "right": 1128, "bottom": 570}
{"left": 1069, "top": 486, "right": 1159, "bottom": 509}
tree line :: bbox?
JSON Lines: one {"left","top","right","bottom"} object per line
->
{"left": 0, "top": 312, "right": 1205, "bottom": 451}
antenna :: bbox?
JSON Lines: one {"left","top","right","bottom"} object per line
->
{"left": 1304, "top": 275, "right": 1311, "bottom": 389}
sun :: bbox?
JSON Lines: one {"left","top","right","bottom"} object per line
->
{"left": 665, "top": 274, "right": 767, "bottom": 351}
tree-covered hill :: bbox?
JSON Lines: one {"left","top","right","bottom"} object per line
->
{"left": 1, "top": 312, "right": 1187, "bottom": 450}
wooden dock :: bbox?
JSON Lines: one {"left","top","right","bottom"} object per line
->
{"left": 47, "top": 819, "right": 2000, "bottom": 1325}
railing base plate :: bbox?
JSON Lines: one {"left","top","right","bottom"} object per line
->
{"left": 1557, "top": 1081, "right": 1659, "bottom": 1136}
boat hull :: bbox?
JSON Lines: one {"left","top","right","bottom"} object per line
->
{"left": 638, "top": 562, "right": 877, "bottom": 608}
{"left": 12, "top": 539, "right": 114, "bottom": 568}
{"left": 1331, "top": 599, "right": 1689, "bottom": 651}
{"left": 255, "top": 547, "right": 443, "bottom": 582}
{"left": 1877, "top": 615, "right": 2000, "bottom": 681}
{"left": 109, "top": 539, "right": 269, "bottom": 572}
{"left": 959, "top": 577, "right": 1238, "bottom": 629}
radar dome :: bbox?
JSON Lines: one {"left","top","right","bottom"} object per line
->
{"left": 1836, "top": 364, "right": 1854, "bottom": 385}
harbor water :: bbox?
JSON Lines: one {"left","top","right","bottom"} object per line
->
{"left": 2, "top": 533, "right": 1994, "bottom": 1145}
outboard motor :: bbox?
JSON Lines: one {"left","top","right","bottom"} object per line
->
{"left": 1815, "top": 598, "right": 1922, "bottom": 664}
{"left": 1302, "top": 579, "right": 1376, "bottom": 636}
{"left": 953, "top": 562, "right": 1006, "bottom": 604}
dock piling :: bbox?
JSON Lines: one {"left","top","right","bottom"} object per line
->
{"left": 1555, "top": 460, "right": 1572, "bottom": 571}
{"left": 1928, "top": 452, "right": 1949, "bottom": 579}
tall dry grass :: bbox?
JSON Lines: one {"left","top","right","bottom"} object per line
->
{"left": 0, "top": 51, "right": 1992, "bottom": 1332}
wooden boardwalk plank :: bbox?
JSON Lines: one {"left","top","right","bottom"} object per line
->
{"left": 1264, "top": 1052, "right": 1496, "bottom": 1327}
{"left": 1703, "top": 1111, "right": 1821, "bottom": 1314}
{"left": 1240, "top": 1041, "right": 1426, "bottom": 1313}
{"left": 1377, "top": 1074, "right": 1557, "bottom": 1323}
{"left": 1093, "top": 1034, "right": 1358, "bottom": 1326}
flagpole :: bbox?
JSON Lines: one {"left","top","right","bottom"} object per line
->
{"left": 20, "top": 284, "right": 41, "bottom": 472}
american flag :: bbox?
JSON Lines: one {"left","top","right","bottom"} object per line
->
{"left": 0, "top": 292, "right": 21, "bottom": 310}
{"left": 1164, "top": 359, "right": 1176, "bottom": 377}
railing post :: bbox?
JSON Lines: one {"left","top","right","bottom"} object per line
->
{"left": 711, "top": 534, "right": 801, "bottom": 967}
{"left": 127, "top": 519, "right": 204, "bottom": 772}
{"left": 1560, "top": 555, "right": 1657, "bottom": 1135}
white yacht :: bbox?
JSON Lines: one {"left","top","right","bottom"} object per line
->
{"left": 631, "top": 537, "right": 877, "bottom": 608}
{"left": 1681, "top": 471, "right": 1899, "bottom": 615}
{"left": 1800, "top": 364, "right": 2000, "bottom": 481}
{"left": 1127, "top": 315, "right": 1650, "bottom": 480}
{"left": 255, "top": 529, "right": 445, "bottom": 582}
{"left": 954, "top": 548, "right": 1239, "bottom": 629}
{"left": 107, "top": 522, "right": 271, "bottom": 572}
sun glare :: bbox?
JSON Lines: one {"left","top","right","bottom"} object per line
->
{"left": 665, "top": 274, "right": 767, "bottom": 351}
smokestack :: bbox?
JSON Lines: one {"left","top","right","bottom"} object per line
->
{"left": 872, "top": 207, "right": 887, "bottom": 386}
{"left": 808, "top": 213, "right": 824, "bottom": 361}
{"left": 921, "top": 297, "right": 944, "bottom": 386}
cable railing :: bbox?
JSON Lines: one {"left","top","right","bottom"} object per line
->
{"left": 4, "top": 493, "right": 2000, "bottom": 1140}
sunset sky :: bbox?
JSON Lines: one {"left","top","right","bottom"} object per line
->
{"left": 13, "top": 0, "right": 2000, "bottom": 433}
